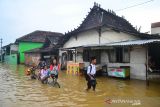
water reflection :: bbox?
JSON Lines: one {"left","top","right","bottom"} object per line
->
{"left": 0, "top": 63, "right": 160, "bottom": 107}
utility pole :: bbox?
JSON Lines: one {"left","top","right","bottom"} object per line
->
{"left": 0, "top": 38, "right": 2, "bottom": 62}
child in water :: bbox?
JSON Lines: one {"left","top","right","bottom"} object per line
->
{"left": 30, "top": 66, "right": 37, "bottom": 79}
{"left": 26, "top": 66, "right": 37, "bottom": 79}
{"left": 49, "top": 58, "right": 60, "bottom": 82}
{"left": 40, "top": 65, "right": 49, "bottom": 84}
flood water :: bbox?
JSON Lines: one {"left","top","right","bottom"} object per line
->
{"left": 0, "top": 63, "right": 160, "bottom": 107}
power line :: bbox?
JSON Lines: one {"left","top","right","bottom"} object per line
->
{"left": 115, "top": 0, "right": 154, "bottom": 11}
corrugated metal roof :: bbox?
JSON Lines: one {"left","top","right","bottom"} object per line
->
{"left": 103, "top": 39, "right": 160, "bottom": 46}
{"left": 61, "top": 39, "right": 160, "bottom": 50}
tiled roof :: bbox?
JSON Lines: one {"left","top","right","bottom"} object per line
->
{"left": 15, "top": 30, "right": 63, "bottom": 43}
{"left": 76, "top": 5, "right": 137, "bottom": 34}
{"left": 24, "top": 46, "right": 59, "bottom": 53}
{"left": 60, "top": 3, "right": 160, "bottom": 46}
{"left": 24, "top": 35, "right": 62, "bottom": 53}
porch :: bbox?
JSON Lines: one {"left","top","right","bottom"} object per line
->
{"left": 60, "top": 39, "right": 160, "bottom": 82}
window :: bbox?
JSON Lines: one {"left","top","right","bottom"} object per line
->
{"left": 83, "top": 50, "right": 90, "bottom": 62}
{"left": 5, "top": 47, "right": 10, "bottom": 55}
{"left": 83, "top": 49, "right": 101, "bottom": 64}
{"left": 109, "top": 47, "right": 130, "bottom": 63}
{"left": 67, "top": 51, "right": 73, "bottom": 61}
{"left": 116, "top": 47, "right": 123, "bottom": 62}
{"left": 108, "top": 49, "right": 116, "bottom": 62}
{"left": 123, "top": 47, "right": 130, "bottom": 63}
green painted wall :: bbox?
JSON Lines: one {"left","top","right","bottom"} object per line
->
{"left": 4, "top": 54, "right": 17, "bottom": 64}
{"left": 18, "top": 42, "right": 43, "bottom": 63}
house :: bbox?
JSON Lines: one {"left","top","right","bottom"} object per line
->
{"left": 151, "top": 22, "right": 160, "bottom": 35}
{"left": 2, "top": 43, "right": 19, "bottom": 64}
{"left": 60, "top": 3, "right": 160, "bottom": 80}
{"left": 15, "top": 30, "right": 63, "bottom": 64}
{"left": 24, "top": 33, "right": 63, "bottom": 66}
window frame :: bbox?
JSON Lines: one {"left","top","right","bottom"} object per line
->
{"left": 108, "top": 47, "right": 130, "bottom": 63}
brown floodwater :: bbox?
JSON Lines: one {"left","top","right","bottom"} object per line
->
{"left": 0, "top": 63, "right": 160, "bottom": 107}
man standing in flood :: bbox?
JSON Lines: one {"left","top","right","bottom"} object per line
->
{"left": 86, "top": 57, "right": 97, "bottom": 91}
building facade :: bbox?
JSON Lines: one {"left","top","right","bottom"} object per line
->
{"left": 24, "top": 33, "right": 63, "bottom": 66}
{"left": 151, "top": 22, "right": 160, "bottom": 35}
{"left": 15, "top": 30, "right": 62, "bottom": 64}
{"left": 60, "top": 3, "right": 160, "bottom": 80}
{"left": 2, "top": 43, "right": 19, "bottom": 64}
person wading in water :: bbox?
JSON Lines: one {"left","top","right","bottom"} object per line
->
{"left": 86, "top": 57, "right": 97, "bottom": 91}
{"left": 49, "top": 58, "right": 60, "bottom": 82}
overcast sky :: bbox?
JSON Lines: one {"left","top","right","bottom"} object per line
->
{"left": 0, "top": 0, "right": 160, "bottom": 45}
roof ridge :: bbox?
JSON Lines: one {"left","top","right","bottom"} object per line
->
{"left": 65, "top": 2, "right": 137, "bottom": 36}
{"left": 15, "top": 30, "right": 63, "bottom": 43}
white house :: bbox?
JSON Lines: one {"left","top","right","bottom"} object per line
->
{"left": 59, "top": 3, "right": 160, "bottom": 80}
{"left": 151, "top": 22, "right": 160, "bottom": 35}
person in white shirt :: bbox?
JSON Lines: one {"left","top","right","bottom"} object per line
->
{"left": 40, "top": 65, "right": 49, "bottom": 84}
{"left": 86, "top": 57, "right": 97, "bottom": 91}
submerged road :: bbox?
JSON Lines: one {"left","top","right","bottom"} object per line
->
{"left": 0, "top": 63, "right": 160, "bottom": 107}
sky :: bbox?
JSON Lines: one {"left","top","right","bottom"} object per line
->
{"left": 0, "top": 0, "right": 160, "bottom": 45}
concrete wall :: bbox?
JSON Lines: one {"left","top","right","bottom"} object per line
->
{"left": 10, "top": 44, "right": 18, "bottom": 54}
{"left": 19, "top": 42, "right": 43, "bottom": 63}
{"left": 10, "top": 44, "right": 18, "bottom": 52}
{"left": 106, "top": 46, "right": 147, "bottom": 80}
{"left": 101, "top": 30, "right": 139, "bottom": 43}
{"left": 76, "top": 48, "right": 83, "bottom": 63}
{"left": 63, "top": 29, "right": 139, "bottom": 48}
{"left": 63, "top": 29, "right": 99, "bottom": 48}
{"left": 130, "top": 46, "right": 147, "bottom": 80}
{"left": 63, "top": 28, "right": 147, "bottom": 80}
{"left": 25, "top": 53, "right": 41, "bottom": 66}
{"left": 76, "top": 53, "right": 83, "bottom": 63}
{"left": 4, "top": 54, "right": 17, "bottom": 64}
{"left": 101, "top": 50, "right": 109, "bottom": 64}
{"left": 151, "top": 27, "right": 160, "bottom": 35}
